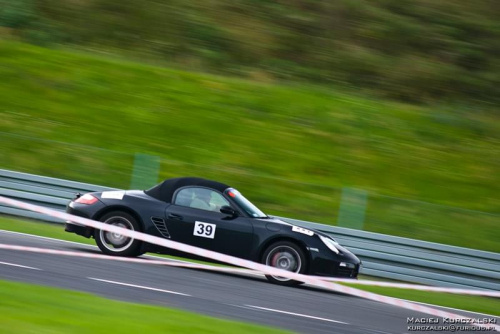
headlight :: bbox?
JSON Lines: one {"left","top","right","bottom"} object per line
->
{"left": 319, "top": 235, "right": 339, "bottom": 254}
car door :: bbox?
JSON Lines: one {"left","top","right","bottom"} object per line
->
{"left": 164, "top": 187, "right": 254, "bottom": 259}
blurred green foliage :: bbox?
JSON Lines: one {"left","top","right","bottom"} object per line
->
{"left": 0, "top": 0, "right": 35, "bottom": 29}
{"left": 0, "top": 42, "right": 498, "bottom": 251}
{"left": 0, "top": 0, "right": 499, "bottom": 103}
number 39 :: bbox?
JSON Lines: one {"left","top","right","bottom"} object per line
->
{"left": 194, "top": 221, "right": 216, "bottom": 239}
{"left": 197, "top": 224, "right": 212, "bottom": 236}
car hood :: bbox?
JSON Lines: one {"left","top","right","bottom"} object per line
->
{"left": 258, "top": 216, "right": 332, "bottom": 238}
{"left": 256, "top": 216, "right": 293, "bottom": 226}
{"left": 259, "top": 217, "right": 352, "bottom": 250}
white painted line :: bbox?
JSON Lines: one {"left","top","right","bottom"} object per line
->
{"left": 0, "top": 229, "right": 97, "bottom": 248}
{"left": 88, "top": 277, "right": 191, "bottom": 297}
{"left": 0, "top": 229, "right": 265, "bottom": 279}
{"left": 0, "top": 229, "right": 200, "bottom": 264}
{"left": 145, "top": 253, "right": 224, "bottom": 265}
{"left": 362, "top": 330, "right": 395, "bottom": 334}
{"left": 0, "top": 243, "right": 263, "bottom": 278}
{"left": 0, "top": 261, "right": 41, "bottom": 270}
{"left": 244, "top": 305, "right": 349, "bottom": 324}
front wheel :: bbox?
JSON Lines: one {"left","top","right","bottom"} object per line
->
{"left": 262, "top": 241, "right": 307, "bottom": 286}
{"left": 94, "top": 211, "right": 143, "bottom": 257}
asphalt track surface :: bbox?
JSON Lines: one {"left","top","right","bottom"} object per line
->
{"left": 1, "top": 230, "right": 498, "bottom": 334}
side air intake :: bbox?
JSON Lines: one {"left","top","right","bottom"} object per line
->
{"left": 151, "top": 217, "right": 170, "bottom": 238}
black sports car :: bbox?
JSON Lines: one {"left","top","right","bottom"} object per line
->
{"left": 65, "top": 177, "right": 360, "bottom": 285}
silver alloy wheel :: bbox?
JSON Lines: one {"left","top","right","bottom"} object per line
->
{"left": 265, "top": 245, "right": 302, "bottom": 282}
{"left": 99, "top": 216, "right": 135, "bottom": 252}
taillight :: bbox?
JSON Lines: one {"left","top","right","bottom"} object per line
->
{"left": 75, "top": 194, "right": 98, "bottom": 205}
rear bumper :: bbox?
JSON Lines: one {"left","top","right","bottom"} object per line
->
{"left": 65, "top": 221, "right": 93, "bottom": 238}
{"left": 64, "top": 201, "right": 102, "bottom": 238}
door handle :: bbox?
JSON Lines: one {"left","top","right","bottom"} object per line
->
{"left": 168, "top": 213, "right": 183, "bottom": 220}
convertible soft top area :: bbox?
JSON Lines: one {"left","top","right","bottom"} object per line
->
{"left": 144, "top": 177, "right": 230, "bottom": 203}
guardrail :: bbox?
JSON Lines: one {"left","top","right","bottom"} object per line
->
{"left": 1, "top": 168, "right": 499, "bottom": 291}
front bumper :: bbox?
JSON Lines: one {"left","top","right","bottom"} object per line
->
{"left": 313, "top": 259, "right": 360, "bottom": 278}
{"left": 308, "top": 249, "right": 361, "bottom": 278}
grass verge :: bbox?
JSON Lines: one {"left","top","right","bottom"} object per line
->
{"left": 1, "top": 216, "right": 498, "bottom": 316}
{"left": 0, "top": 280, "right": 289, "bottom": 334}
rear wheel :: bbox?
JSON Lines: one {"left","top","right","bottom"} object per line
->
{"left": 262, "top": 241, "right": 307, "bottom": 286}
{"left": 94, "top": 211, "right": 143, "bottom": 257}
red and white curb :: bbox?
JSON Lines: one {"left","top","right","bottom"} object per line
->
{"left": 0, "top": 196, "right": 498, "bottom": 331}
{"left": 2, "top": 241, "right": 498, "bottom": 298}
{"left": 313, "top": 277, "right": 500, "bottom": 298}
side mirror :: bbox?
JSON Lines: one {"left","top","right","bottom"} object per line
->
{"left": 220, "top": 205, "right": 238, "bottom": 216}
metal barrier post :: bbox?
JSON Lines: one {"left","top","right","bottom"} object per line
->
{"left": 337, "top": 187, "right": 368, "bottom": 230}
{"left": 130, "top": 153, "right": 160, "bottom": 190}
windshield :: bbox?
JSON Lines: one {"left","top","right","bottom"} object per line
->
{"left": 225, "top": 188, "right": 267, "bottom": 218}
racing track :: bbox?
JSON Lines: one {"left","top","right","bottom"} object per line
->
{"left": 0, "top": 230, "right": 497, "bottom": 334}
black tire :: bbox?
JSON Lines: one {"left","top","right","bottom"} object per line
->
{"left": 262, "top": 241, "right": 307, "bottom": 286}
{"left": 94, "top": 211, "right": 143, "bottom": 257}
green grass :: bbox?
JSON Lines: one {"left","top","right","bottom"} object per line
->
{"left": 0, "top": 280, "right": 290, "bottom": 334}
{"left": 0, "top": 216, "right": 92, "bottom": 245}
{"left": 1, "top": 216, "right": 498, "bottom": 317}
{"left": 0, "top": 41, "right": 499, "bottom": 252}
{"left": 342, "top": 284, "right": 500, "bottom": 317}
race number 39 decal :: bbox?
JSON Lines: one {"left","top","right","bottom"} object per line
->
{"left": 193, "top": 221, "right": 216, "bottom": 239}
